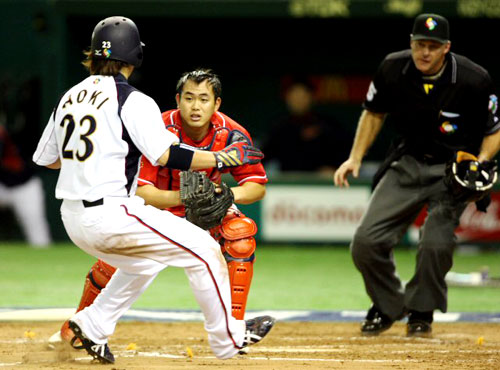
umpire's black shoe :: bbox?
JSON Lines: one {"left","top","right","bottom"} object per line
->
{"left": 406, "top": 310, "right": 433, "bottom": 338}
{"left": 68, "top": 320, "right": 115, "bottom": 364}
{"left": 361, "top": 305, "right": 394, "bottom": 336}
{"left": 242, "top": 315, "right": 276, "bottom": 347}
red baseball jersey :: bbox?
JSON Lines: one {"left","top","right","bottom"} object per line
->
{"left": 138, "top": 109, "right": 267, "bottom": 215}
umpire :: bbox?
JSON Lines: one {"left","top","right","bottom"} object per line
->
{"left": 334, "top": 13, "right": 500, "bottom": 337}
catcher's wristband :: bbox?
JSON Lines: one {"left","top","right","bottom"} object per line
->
{"left": 164, "top": 144, "right": 195, "bottom": 170}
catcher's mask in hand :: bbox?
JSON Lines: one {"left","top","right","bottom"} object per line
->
{"left": 445, "top": 151, "right": 498, "bottom": 203}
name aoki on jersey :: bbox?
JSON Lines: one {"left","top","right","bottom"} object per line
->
{"left": 62, "top": 87, "right": 110, "bottom": 111}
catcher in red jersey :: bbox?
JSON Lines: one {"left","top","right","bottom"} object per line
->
{"left": 51, "top": 68, "right": 267, "bottom": 345}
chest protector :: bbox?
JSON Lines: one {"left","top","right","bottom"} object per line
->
{"left": 156, "top": 118, "right": 238, "bottom": 215}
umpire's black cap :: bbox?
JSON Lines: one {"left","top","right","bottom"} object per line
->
{"left": 411, "top": 13, "right": 449, "bottom": 44}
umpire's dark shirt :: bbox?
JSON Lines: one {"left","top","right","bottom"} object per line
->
{"left": 364, "top": 50, "right": 500, "bottom": 162}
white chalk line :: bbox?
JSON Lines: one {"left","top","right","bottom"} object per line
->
{"left": 2, "top": 338, "right": 498, "bottom": 354}
{"left": 2, "top": 344, "right": 499, "bottom": 367}
{"left": 1, "top": 337, "right": 498, "bottom": 353}
{"left": 249, "top": 347, "right": 500, "bottom": 354}
{"left": 86, "top": 351, "right": 422, "bottom": 363}
{"left": 279, "top": 335, "right": 446, "bottom": 343}
{"left": 71, "top": 350, "right": 500, "bottom": 364}
{"left": 0, "top": 336, "right": 453, "bottom": 347}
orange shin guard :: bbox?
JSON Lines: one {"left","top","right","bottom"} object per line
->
{"left": 226, "top": 258, "right": 254, "bottom": 320}
{"left": 219, "top": 212, "right": 257, "bottom": 320}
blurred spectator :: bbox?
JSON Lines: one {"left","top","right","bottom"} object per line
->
{"left": 0, "top": 77, "right": 52, "bottom": 247}
{"left": 262, "top": 78, "right": 350, "bottom": 174}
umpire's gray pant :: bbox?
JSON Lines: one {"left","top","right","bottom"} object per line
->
{"left": 351, "top": 155, "right": 466, "bottom": 321}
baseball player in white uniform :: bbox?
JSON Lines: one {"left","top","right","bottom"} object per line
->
{"left": 0, "top": 124, "right": 52, "bottom": 247}
{"left": 32, "top": 16, "right": 274, "bottom": 364}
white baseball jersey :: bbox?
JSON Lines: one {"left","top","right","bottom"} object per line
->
{"left": 33, "top": 74, "right": 178, "bottom": 201}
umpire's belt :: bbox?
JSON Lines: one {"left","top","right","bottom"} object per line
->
{"left": 82, "top": 199, "right": 104, "bottom": 208}
{"left": 412, "top": 153, "right": 447, "bottom": 165}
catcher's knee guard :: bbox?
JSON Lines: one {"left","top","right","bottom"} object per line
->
{"left": 76, "top": 260, "right": 117, "bottom": 312}
{"left": 219, "top": 212, "right": 257, "bottom": 320}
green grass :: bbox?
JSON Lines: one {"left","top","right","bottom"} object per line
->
{"left": 1, "top": 243, "right": 499, "bottom": 312}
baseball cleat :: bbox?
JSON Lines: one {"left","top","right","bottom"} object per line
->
{"left": 406, "top": 310, "right": 433, "bottom": 338}
{"left": 62, "top": 319, "right": 83, "bottom": 349}
{"left": 48, "top": 320, "right": 83, "bottom": 350}
{"left": 238, "top": 346, "right": 250, "bottom": 355}
{"left": 361, "top": 305, "right": 394, "bottom": 336}
{"left": 406, "top": 320, "right": 432, "bottom": 337}
{"left": 68, "top": 320, "right": 115, "bottom": 364}
{"left": 241, "top": 315, "right": 276, "bottom": 348}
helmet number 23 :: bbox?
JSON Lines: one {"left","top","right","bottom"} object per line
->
{"left": 59, "top": 114, "right": 96, "bottom": 161}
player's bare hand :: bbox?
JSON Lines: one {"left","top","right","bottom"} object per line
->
{"left": 333, "top": 158, "right": 361, "bottom": 187}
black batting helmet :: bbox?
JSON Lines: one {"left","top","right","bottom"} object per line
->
{"left": 444, "top": 151, "right": 498, "bottom": 203}
{"left": 91, "top": 16, "right": 144, "bottom": 67}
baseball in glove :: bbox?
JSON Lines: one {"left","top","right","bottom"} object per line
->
{"left": 180, "top": 170, "right": 234, "bottom": 230}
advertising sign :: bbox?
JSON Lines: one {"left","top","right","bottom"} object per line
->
{"left": 261, "top": 185, "right": 370, "bottom": 242}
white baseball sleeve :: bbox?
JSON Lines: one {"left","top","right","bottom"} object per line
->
{"left": 32, "top": 114, "right": 60, "bottom": 166}
{"left": 120, "top": 92, "right": 179, "bottom": 165}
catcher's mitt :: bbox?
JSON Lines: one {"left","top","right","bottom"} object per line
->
{"left": 179, "top": 170, "right": 234, "bottom": 230}
{"left": 444, "top": 151, "right": 498, "bottom": 203}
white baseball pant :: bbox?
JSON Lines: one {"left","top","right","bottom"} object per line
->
{"left": 0, "top": 176, "right": 52, "bottom": 247}
{"left": 61, "top": 196, "right": 245, "bottom": 359}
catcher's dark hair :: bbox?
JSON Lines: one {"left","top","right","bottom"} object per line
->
{"left": 176, "top": 68, "right": 222, "bottom": 100}
{"left": 82, "top": 50, "right": 129, "bottom": 76}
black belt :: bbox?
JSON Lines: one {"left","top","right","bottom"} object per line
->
{"left": 82, "top": 199, "right": 104, "bottom": 208}
{"left": 412, "top": 154, "right": 447, "bottom": 165}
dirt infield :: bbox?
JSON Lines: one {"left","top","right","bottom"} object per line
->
{"left": 1, "top": 321, "right": 499, "bottom": 369}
